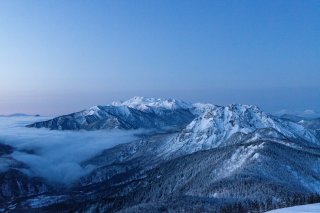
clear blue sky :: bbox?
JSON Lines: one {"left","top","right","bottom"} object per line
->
{"left": 0, "top": 0, "right": 319, "bottom": 115}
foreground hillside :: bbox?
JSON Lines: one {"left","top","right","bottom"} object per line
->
{"left": 1, "top": 97, "right": 320, "bottom": 212}
{"left": 266, "top": 203, "right": 320, "bottom": 212}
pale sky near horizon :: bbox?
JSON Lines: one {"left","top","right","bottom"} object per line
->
{"left": 0, "top": 0, "right": 319, "bottom": 115}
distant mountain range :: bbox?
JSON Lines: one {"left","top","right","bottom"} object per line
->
{"left": 1, "top": 97, "right": 320, "bottom": 212}
{"left": 0, "top": 113, "right": 40, "bottom": 117}
{"left": 274, "top": 109, "right": 320, "bottom": 119}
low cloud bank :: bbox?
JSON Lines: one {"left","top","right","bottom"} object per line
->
{"left": 0, "top": 116, "right": 139, "bottom": 183}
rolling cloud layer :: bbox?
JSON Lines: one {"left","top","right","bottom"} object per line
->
{"left": 0, "top": 116, "right": 139, "bottom": 183}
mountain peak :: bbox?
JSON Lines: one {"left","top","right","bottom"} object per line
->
{"left": 226, "top": 103, "right": 261, "bottom": 112}
{"left": 112, "top": 96, "right": 192, "bottom": 111}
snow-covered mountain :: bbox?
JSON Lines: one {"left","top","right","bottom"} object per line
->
{"left": 112, "top": 96, "right": 192, "bottom": 112}
{"left": 27, "top": 97, "right": 318, "bottom": 147}
{"left": 27, "top": 97, "right": 195, "bottom": 130}
{"left": 168, "top": 103, "right": 319, "bottom": 156}
{"left": 2, "top": 97, "right": 320, "bottom": 212}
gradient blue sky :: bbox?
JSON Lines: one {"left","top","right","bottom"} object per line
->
{"left": 0, "top": 0, "right": 319, "bottom": 115}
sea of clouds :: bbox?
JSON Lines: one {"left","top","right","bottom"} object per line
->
{"left": 0, "top": 116, "right": 139, "bottom": 184}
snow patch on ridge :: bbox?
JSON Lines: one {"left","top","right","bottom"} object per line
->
{"left": 112, "top": 96, "right": 192, "bottom": 111}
